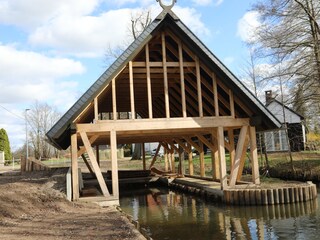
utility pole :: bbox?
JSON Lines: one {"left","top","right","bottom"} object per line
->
{"left": 25, "top": 108, "right": 30, "bottom": 160}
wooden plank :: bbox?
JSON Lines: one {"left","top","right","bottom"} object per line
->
{"left": 178, "top": 40, "right": 187, "bottom": 118}
{"left": 249, "top": 126, "right": 260, "bottom": 184}
{"left": 110, "top": 130, "right": 119, "bottom": 198}
{"left": 195, "top": 56, "right": 203, "bottom": 117}
{"left": 145, "top": 44, "right": 153, "bottom": 119}
{"left": 112, "top": 78, "right": 117, "bottom": 120}
{"left": 94, "top": 97, "right": 98, "bottom": 122}
{"left": 149, "top": 143, "right": 161, "bottom": 169}
{"left": 79, "top": 131, "right": 110, "bottom": 197}
{"left": 228, "top": 129, "right": 235, "bottom": 171}
{"left": 229, "top": 89, "right": 235, "bottom": 118}
{"left": 162, "top": 32, "right": 170, "bottom": 118}
{"left": 129, "top": 61, "right": 135, "bottom": 119}
{"left": 229, "top": 126, "right": 248, "bottom": 187}
{"left": 71, "top": 133, "right": 79, "bottom": 201}
{"left": 142, "top": 143, "right": 146, "bottom": 170}
{"left": 217, "top": 126, "right": 227, "bottom": 189}
{"left": 87, "top": 116, "right": 248, "bottom": 131}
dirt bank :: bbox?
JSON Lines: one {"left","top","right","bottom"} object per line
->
{"left": 0, "top": 170, "right": 145, "bottom": 240}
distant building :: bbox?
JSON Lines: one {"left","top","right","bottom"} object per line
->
{"left": 264, "top": 90, "right": 306, "bottom": 152}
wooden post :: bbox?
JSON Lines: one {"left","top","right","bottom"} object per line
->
{"left": 199, "top": 141, "right": 205, "bottom": 177}
{"left": 179, "top": 40, "right": 187, "bottom": 118}
{"left": 129, "top": 61, "right": 135, "bottom": 119}
{"left": 217, "top": 126, "right": 227, "bottom": 189}
{"left": 162, "top": 32, "right": 170, "bottom": 118}
{"left": 188, "top": 150, "right": 194, "bottom": 175}
{"left": 249, "top": 126, "right": 260, "bottom": 184}
{"left": 112, "top": 78, "right": 117, "bottom": 120}
{"left": 110, "top": 130, "right": 119, "bottom": 198}
{"left": 94, "top": 97, "right": 98, "bottom": 122}
{"left": 195, "top": 56, "right": 203, "bottom": 117}
{"left": 142, "top": 143, "right": 146, "bottom": 170}
{"left": 71, "top": 132, "right": 79, "bottom": 201}
{"left": 171, "top": 150, "right": 175, "bottom": 173}
{"left": 228, "top": 129, "right": 235, "bottom": 171}
{"left": 211, "top": 131, "right": 220, "bottom": 180}
{"left": 146, "top": 44, "right": 153, "bottom": 119}
{"left": 164, "top": 149, "right": 169, "bottom": 172}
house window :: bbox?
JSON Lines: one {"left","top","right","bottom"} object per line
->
{"left": 264, "top": 130, "right": 289, "bottom": 152}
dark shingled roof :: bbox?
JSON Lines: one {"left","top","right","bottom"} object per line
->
{"left": 46, "top": 10, "right": 281, "bottom": 150}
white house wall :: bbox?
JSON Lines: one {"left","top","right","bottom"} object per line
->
{"left": 267, "top": 102, "right": 301, "bottom": 124}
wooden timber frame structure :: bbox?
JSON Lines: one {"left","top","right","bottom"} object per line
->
{"left": 46, "top": 3, "right": 281, "bottom": 203}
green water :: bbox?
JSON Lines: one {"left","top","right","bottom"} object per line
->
{"left": 119, "top": 187, "right": 320, "bottom": 240}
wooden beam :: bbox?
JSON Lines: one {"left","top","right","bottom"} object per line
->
{"left": 94, "top": 97, "right": 98, "bottom": 122}
{"left": 249, "top": 126, "right": 260, "bottom": 184}
{"left": 183, "top": 137, "right": 202, "bottom": 152}
{"left": 217, "top": 126, "right": 227, "bottom": 189}
{"left": 142, "top": 143, "right": 146, "bottom": 170}
{"left": 173, "top": 138, "right": 191, "bottom": 153}
{"left": 80, "top": 117, "right": 250, "bottom": 133}
{"left": 145, "top": 44, "right": 153, "bottom": 119}
{"left": 112, "top": 78, "right": 117, "bottom": 120}
{"left": 196, "top": 134, "right": 215, "bottom": 152}
{"left": 77, "top": 135, "right": 99, "bottom": 157}
{"left": 129, "top": 61, "right": 135, "bottom": 119}
{"left": 178, "top": 40, "right": 187, "bottom": 118}
{"left": 132, "top": 61, "right": 196, "bottom": 68}
{"left": 149, "top": 143, "right": 161, "bottom": 169}
{"left": 229, "top": 126, "right": 248, "bottom": 187}
{"left": 164, "top": 149, "right": 169, "bottom": 172}
{"left": 81, "top": 154, "right": 95, "bottom": 177}
{"left": 236, "top": 136, "right": 250, "bottom": 182}
{"left": 79, "top": 131, "right": 110, "bottom": 197}
{"left": 162, "top": 32, "right": 170, "bottom": 118}
{"left": 71, "top": 133, "right": 79, "bottom": 201}
{"left": 211, "top": 72, "right": 219, "bottom": 117}
{"left": 195, "top": 56, "right": 203, "bottom": 117}
{"left": 110, "top": 130, "right": 119, "bottom": 198}
{"left": 229, "top": 89, "right": 235, "bottom": 118}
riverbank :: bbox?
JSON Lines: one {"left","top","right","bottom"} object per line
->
{"left": 0, "top": 169, "right": 145, "bottom": 240}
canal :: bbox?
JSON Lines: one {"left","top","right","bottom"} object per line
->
{"left": 120, "top": 186, "right": 320, "bottom": 240}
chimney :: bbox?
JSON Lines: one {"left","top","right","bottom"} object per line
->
{"left": 265, "top": 90, "right": 273, "bottom": 104}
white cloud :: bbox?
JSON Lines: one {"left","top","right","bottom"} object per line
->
{"left": 0, "top": 0, "right": 100, "bottom": 29}
{"left": 237, "top": 11, "right": 261, "bottom": 43}
{"left": 0, "top": 44, "right": 84, "bottom": 103}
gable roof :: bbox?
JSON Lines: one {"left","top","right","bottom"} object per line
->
{"left": 266, "top": 99, "right": 304, "bottom": 122}
{"left": 46, "top": 10, "right": 281, "bottom": 150}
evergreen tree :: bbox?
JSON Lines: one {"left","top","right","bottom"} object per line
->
{"left": 0, "top": 128, "right": 12, "bottom": 160}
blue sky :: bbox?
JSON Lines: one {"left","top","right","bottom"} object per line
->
{"left": 0, "top": 0, "right": 258, "bottom": 149}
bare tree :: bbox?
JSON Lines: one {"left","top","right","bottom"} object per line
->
{"left": 28, "top": 101, "right": 61, "bottom": 159}
{"left": 251, "top": 0, "right": 320, "bottom": 106}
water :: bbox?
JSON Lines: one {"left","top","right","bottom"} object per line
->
{"left": 119, "top": 187, "right": 320, "bottom": 240}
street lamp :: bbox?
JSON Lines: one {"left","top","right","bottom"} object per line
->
{"left": 25, "top": 109, "right": 30, "bottom": 160}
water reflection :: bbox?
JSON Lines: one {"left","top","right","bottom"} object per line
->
{"left": 120, "top": 188, "right": 319, "bottom": 240}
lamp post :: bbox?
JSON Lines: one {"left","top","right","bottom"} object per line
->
{"left": 25, "top": 109, "right": 30, "bottom": 160}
